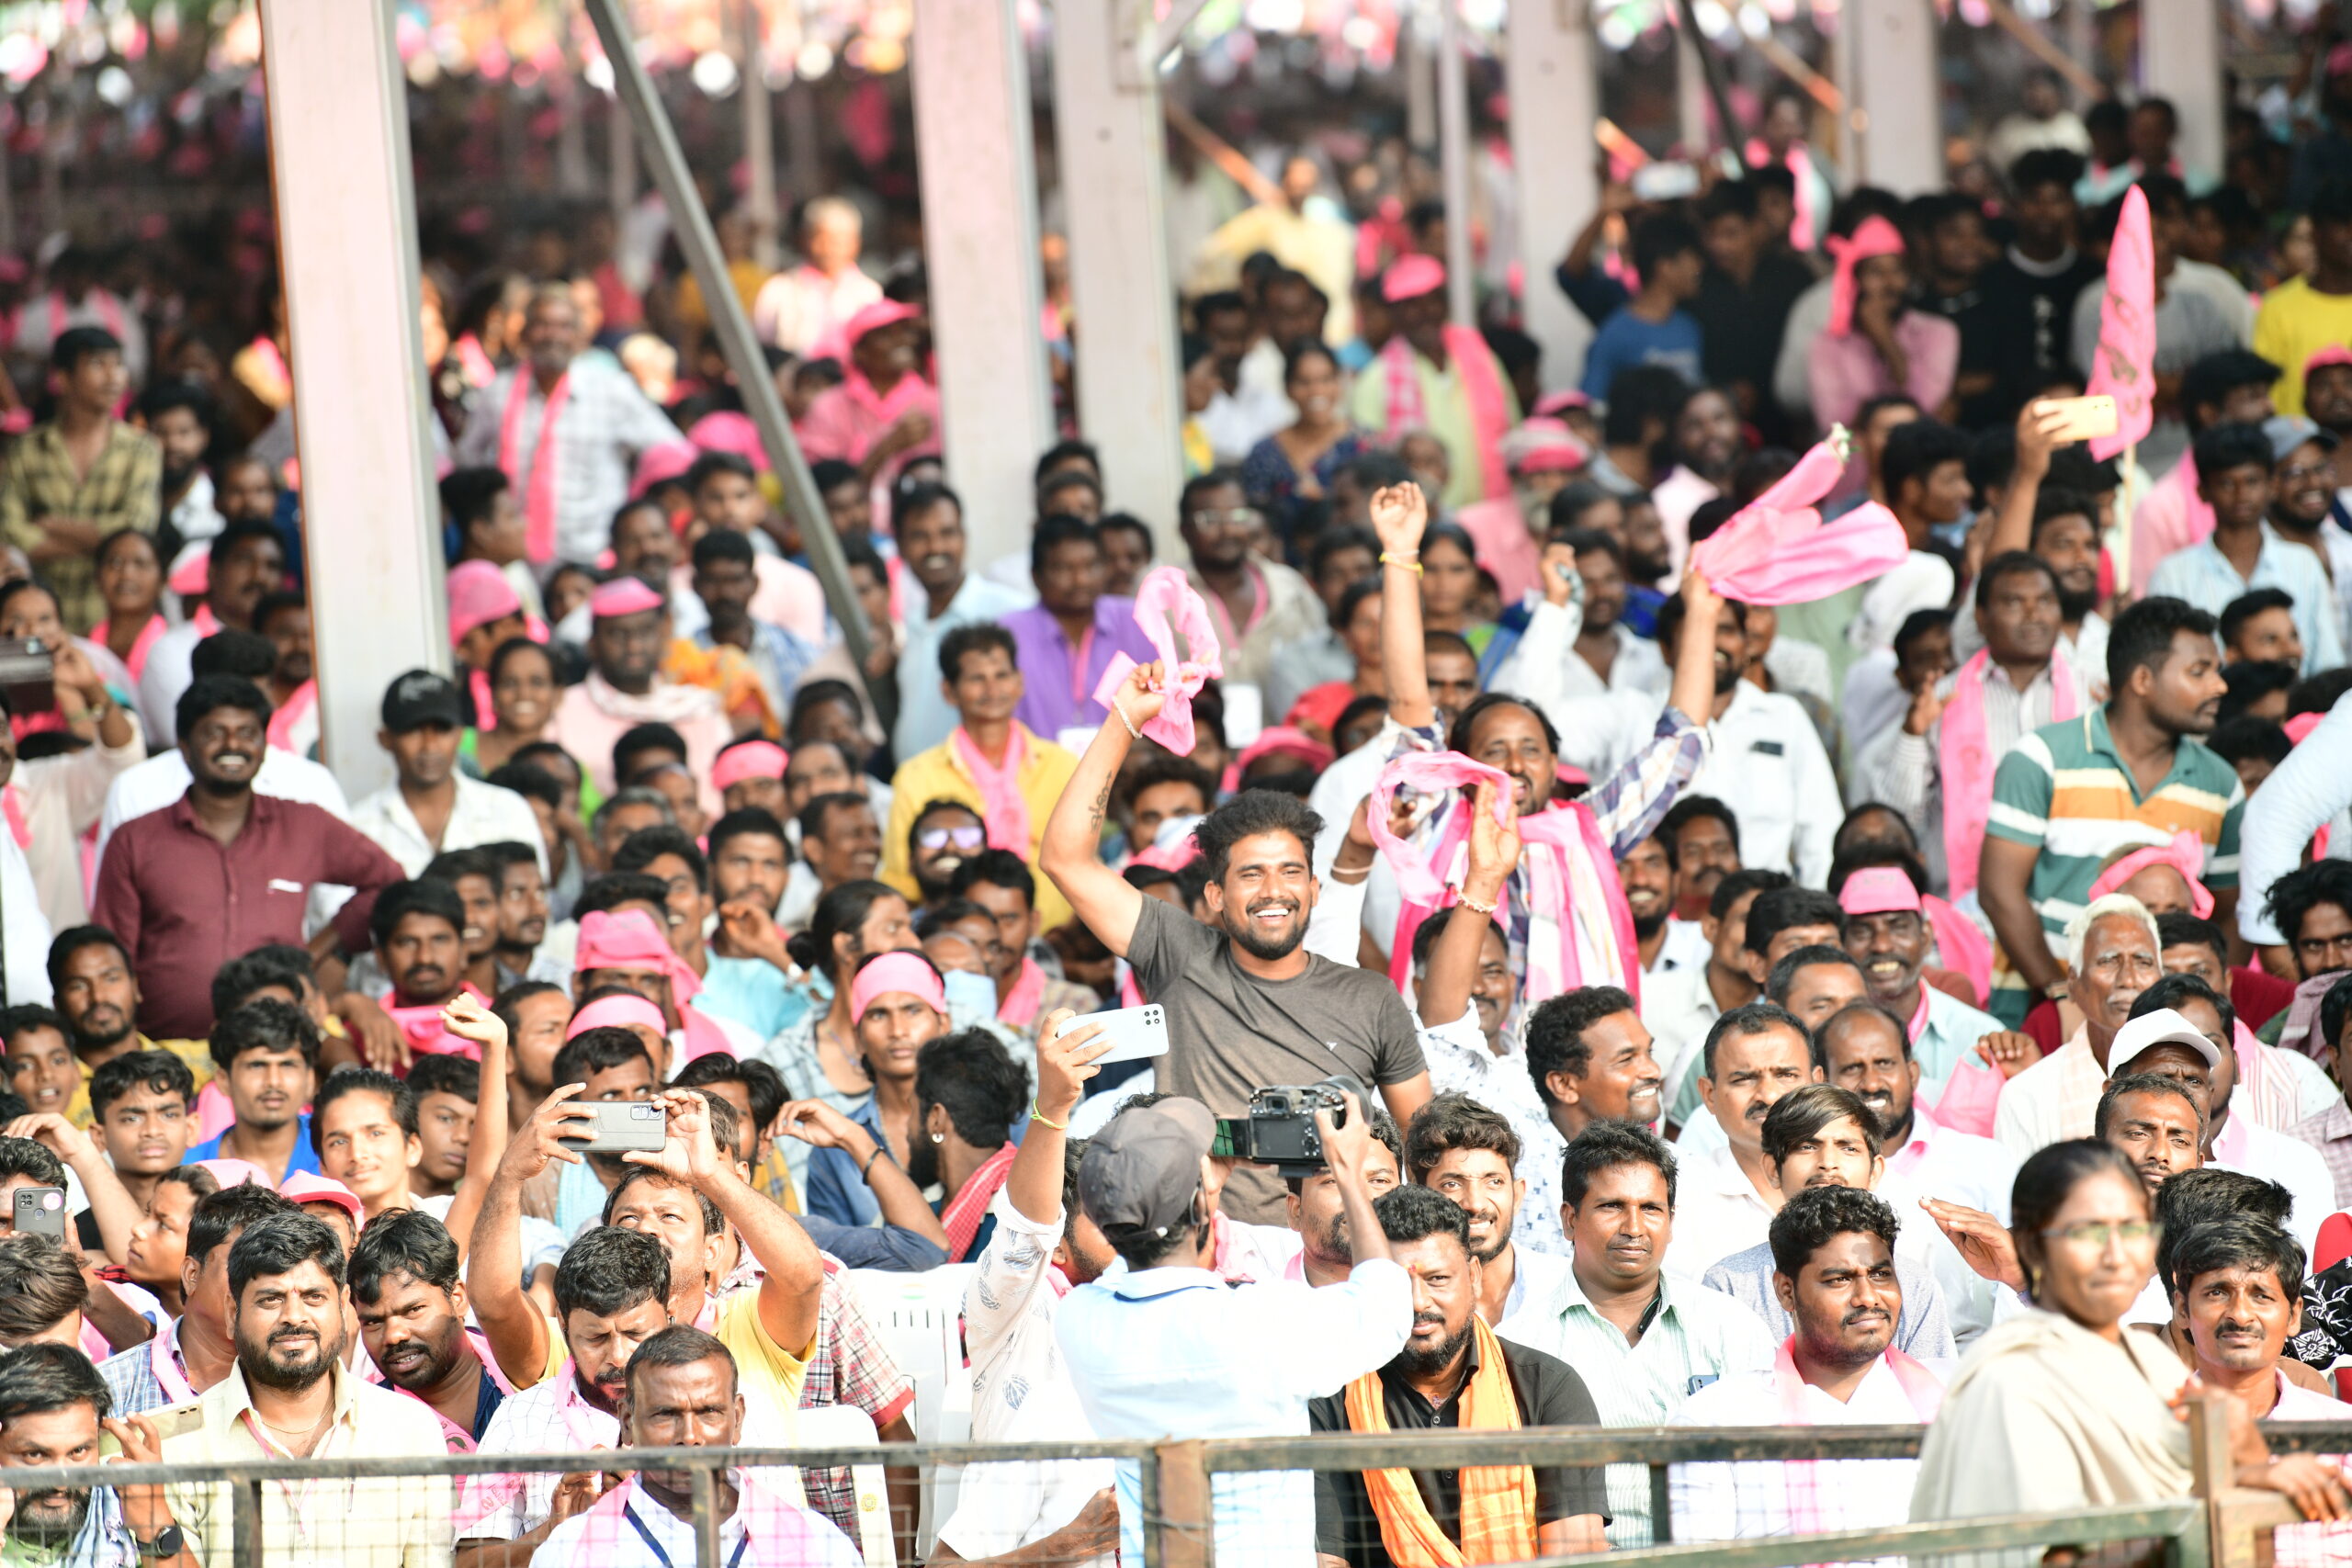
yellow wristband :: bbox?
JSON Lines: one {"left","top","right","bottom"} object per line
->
{"left": 1380, "top": 551, "right": 1423, "bottom": 576}
{"left": 1031, "top": 1100, "right": 1070, "bottom": 1131}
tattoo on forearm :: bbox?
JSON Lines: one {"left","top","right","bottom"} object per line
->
{"left": 1085, "top": 779, "right": 1111, "bottom": 830}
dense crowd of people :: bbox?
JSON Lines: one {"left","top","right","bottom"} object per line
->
{"left": 13, "top": 58, "right": 2352, "bottom": 1568}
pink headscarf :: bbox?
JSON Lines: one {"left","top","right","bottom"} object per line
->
{"left": 565, "top": 992, "right": 669, "bottom": 1041}
{"left": 848, "top": 951, "right": 948, "bottom": 1021}
{"left": 1091, "top": 566, "right": 1225, "bottom": 754}
{"left": 843, "top": 299, "right": 921, "bottom": 345}
{"left": 1826, "top": 216, "right": 1905, "bottom": 336}
{"left": 2086, "top": 829, "right": 2215, "bottom": 919}
{"left": 711, "top": 740, "right": 788, "bottom": 795}
{"left": 574, "top": 908, "right": 701, "bottom": 1003}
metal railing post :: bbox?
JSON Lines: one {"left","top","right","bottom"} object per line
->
{"left": 1650, "top": 1462, "right": 1674, "bottom": 1544}
{"left": 231, "top": 1476, "right": 263, "bottom": 1568}
{"left": 1154, "top": 1438, "right": 1214, "bottom": 1568}
{"left": 691, "top": 1461, "right": 721, "bottom": 1568}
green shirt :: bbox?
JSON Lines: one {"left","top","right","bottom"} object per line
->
{"left": 1983, "top": 705, "right": 2243, "bottom": 1023}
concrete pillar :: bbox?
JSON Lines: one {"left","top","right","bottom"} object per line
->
{"left": 1677, "top": 19, "right": 1711, "bottom": 155}
{"left": 1848, "top": 0, "right": 1942, "bottom": 194}
{"left": 1053, "top": 0, "right": 1186, "bottom": 558}
{"left": 256, "top": 0, "right": 446, "bottom": 800}
{"left": 1435, "top": 0, "right": 1476, "bottom": 326}
{"left": 2140, "top": 0, "right": 2223, "bottom": 180}
{"left": 1509, "top": 0, "right": 1598, "bottom": 393}
{"left": 910, "top": 0, "right": 1055, "bottom": 569}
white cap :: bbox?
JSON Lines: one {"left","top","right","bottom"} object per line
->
{"left": 2109, "top": 1006, "right": 2225, "bottom": 1075}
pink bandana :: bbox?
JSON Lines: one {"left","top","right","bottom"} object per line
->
{"left": 566, "top": 992, "right": 669, "bottom": 1041}
{"left": 1939, "top": 643, "right": 2078, "bottom": 899}
{"left": 1690, "top": 433, "right": 1909, "bottom": 604}
{"left": 951, "top": 726, "right": 1033, "bottom": 858}
{"left": 2086, "top": 828, "right": 2215, "bottom": 919}
{"left": 711, "top": 740, "right": 788, "bottom": 795}
{"left": 1369, "top": 750, "right": 1513, "bottom": 905}
{"left": 499, "top": 370, "right": 572, "bottom": 565}
{"left": 1826, "top": 217, "right": 1905, "bottom": 336}
{"left": 2086, "top": 186, "right": 2157, "bottom": 462}
{"left": 1091, "top": 567, "right": 1224, "bottom": 753}
{"left": 848, "top": 951, "right": 947, "bottom": 1021}
{"left": 1772, "top": 1336, "right": 1943, "bottom": 1538}
{"left": 575, "top": 909, "right": 702, "bottom": 1003}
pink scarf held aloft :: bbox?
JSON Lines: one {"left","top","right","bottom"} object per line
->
{"left": 1091, "top": 566, "right": 1225, "bottom": 753}
{"left": 1939, "top": 644, "right": 2079, "bottom": 899}
{"left": 1689, "top": 430, "right": 1909, "bottom": 604}
{"left": 951, "top": 725, "right": 1032, "bottom": 856}
{"left": 1825, "top": 216, "right": 1905, "bottom": 336}
{"left": 1376, "top": 328, "right": 1512, "bottom": 501}
{"left": 499, "top": 369, "right": 571, "bottom": 565}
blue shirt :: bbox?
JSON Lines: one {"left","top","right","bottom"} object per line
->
{"left": 894, "top": 575, "right": 1036, "bottom": 761}
{"left": 1055, "top": 1256, "right": 1411, "bottom": 1566}
{"left": 2144, "top": 525, "right": 2346, "bottom": 675}
{"left": 1578, "top": 308, "right": 1704, "bottom": 400}
{"left": 697, "top": 953, "right": 797, "bottom": 1041}
{"left": 803, "top": 1096, "right": 890, "bottom": 1230}
{"left": 187, "top": 1115, "right": 320, "bottom": 1180}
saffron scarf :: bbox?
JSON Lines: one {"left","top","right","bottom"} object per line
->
{"left": 951, "top": 725, "right": 1033, "bottom": 856}
{"left": 999, "top": 954, "right": 1049, "bottom": 1029}
{"left": 1376, "top": 330, "right": 1511, "bottom": 501}
{"left": 1773, "top": 1336, "right": 1945, "bottom": 1541}
{"left": 1938, "top": 644, "right": 2078, "bottom": 899}
{"left": 941, "top": 1141, "right": 1018, "bottom": 1263}
{"left": 1342, "top": 1314, "right": 1537, "bottom": 1566}
{"left": 498, "top": 369, "right": 572, "bottom": 565}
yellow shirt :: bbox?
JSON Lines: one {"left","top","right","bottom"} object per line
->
{"left": 68, "top": 1035, "right": 217, "bottom": 1129}
{"left": 2253, "top": 275, "right": 2352, "bottom": 415}
{"left": 882, "top": 726, "right": 1080, "bottom": 931}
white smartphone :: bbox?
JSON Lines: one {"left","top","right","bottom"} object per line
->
{"left": 1055, "top": 1004, "right": 1170, "bottom": 1064}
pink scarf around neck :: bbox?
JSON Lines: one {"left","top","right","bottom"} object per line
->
{"left": 999, "top": 954, "right": 1049, "bottom": 1029}
{"left": 499, "top": 369, "right": 571, "bottom": 565}
{"left": 1772, "top": 1336, "right": 1944, "bottom": 1536}
{"left": 952, "top": 725, "right": 1032, "bottom": 857}
{"left": 940, "top": 1141, "right": 1019, "bottom": 1263}
{"left": 1376, "top": 329, "right": 1511, "bottom": 500}
{"left": 1938, "top": 644, "right": 2077, "bottom": 898}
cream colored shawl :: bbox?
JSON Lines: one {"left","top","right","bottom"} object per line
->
{"left": 1909, "top": 1309, "right": 2193, "bottom": 1568}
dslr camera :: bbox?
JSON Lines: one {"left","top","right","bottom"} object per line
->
{"left": 1211, "top": 1074, "right": 1370, "bottom": 1178}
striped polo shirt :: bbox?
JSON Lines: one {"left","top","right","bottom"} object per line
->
{"left": 1983, "top": 705, "right": 2243, "bottom": 1023}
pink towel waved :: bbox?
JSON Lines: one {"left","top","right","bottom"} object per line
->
{"left": 1689, "top": 429, "right": 1910, "bottom": 605}
{"left": 1092, "top": 566, "right": 1225, "bottom": 754}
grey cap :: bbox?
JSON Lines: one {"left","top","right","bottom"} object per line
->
{"left": 2264, "top": 414, "right": 2339, "bottom": 463}
{"left": 1078, "top": 1097, "right": 1216, "bottom": 1235}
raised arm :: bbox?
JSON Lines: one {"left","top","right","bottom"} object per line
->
{"left": 9, "top": 1114, "right": 141, "bottom": 1267}
{"left": 641, "top": 1089, "right": 825, "bottom": 1355}
{"left": 435, "top": 996, "right": 510, "bottom": 1259}
{"left": 466, "top": 1086, "right": 594, "bottom": 1388}
{"left": 1667, "top": 566, "right": 1726, "bottom": 724}
{"left": 1370, "top": 483, "right": 1434, "bottom": 730}
{"left": 1009, "top": 1010, "right": 1109, "bottom": 1229}
{"left": 1038, "top": 662, "right": 1169, "bottom": 959}
{"left": 1980, "top": 400, "right": 2071, "bottom": 570}
{"left": 775, "top": 1099, "right": 949, "bottom": 1249}
{"left": 1415, "top": 785, "right": 1519, "bottom": 1030}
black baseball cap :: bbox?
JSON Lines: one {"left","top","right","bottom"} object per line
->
{"left": 380, "top": 670, "right": 466, "bottom": 733}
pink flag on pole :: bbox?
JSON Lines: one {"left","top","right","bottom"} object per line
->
{"left": 2086, "top": 186, "right": 2155, "bottom": 461}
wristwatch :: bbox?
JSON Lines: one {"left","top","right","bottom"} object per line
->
{"left": 133, "top": 1524, "right": 183, "bottom": 1559}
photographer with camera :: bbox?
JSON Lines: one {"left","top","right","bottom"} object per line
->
{"left": 1056, "top": 1087, "right": 1409, "bottom": 1564}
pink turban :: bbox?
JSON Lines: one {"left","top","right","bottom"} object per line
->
{"left": 567, "top": 991, "right": 670, "bottom": 1041}
{"left": 2087, "top": 829, "right": 2215, "bottom": 919}
{"left": 848, "top": 952, "right": 946, "bottom": 1021}
{"left": 1383, "top": 254, "right": 1445, "bottom": 304}
{"left": 711, "top": 740, "right": 788, "bottom": 795}
{"left": 575, "top": 908, "right": 701, "bottom": 1002}
{"left": 447, "top": 559, "right": 525, "bottom": 646}
{"left": 1839, "top": 865, "right": 1922, "bottom": 918}
{"left": 588, "top": 577, "right": 666, "bottom": 620}
{"left": 1826, "top": 216, "right": 1905, "bottom": 336}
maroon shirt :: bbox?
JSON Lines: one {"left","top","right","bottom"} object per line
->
{"left": 90, "top": 790, "right": 403, "bottom": 1039}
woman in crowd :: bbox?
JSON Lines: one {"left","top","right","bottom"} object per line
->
{"left": 0, "top": 578, "right": 138, "bottom": 747}
{"left": 92, "top": 528, "right": 167, "bottom": 682}
{"left": 757, "top": 879, "right": 921, "bottom": 1189}
{"left": 463, "top": 635, "right": 561, "bottom": 782}
{"left": 1913, "top": 1139, "right": 2347, "bottom": 1563}
{"left": 1241, "top": 340, "right": 1365, "bottom": 554}
{"left": 1415, "top": 520, "right": 1496, "bottom": 657}
{"left": 1281, "top": 575, "right": 1384, "bottom": 744}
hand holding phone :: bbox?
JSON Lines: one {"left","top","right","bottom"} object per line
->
{"left": 2030, "top": 394, "right": 2119, "bottom": 445}
{"left": 11, "top": 1186, "right": 64, "bottom": 1245}
{"left": 1053, "top": 1004, "right": 1169, "bottom": 1065}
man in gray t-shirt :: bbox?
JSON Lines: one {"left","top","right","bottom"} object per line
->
{"left": 1039, "top": 660, "right": 1433, "bottom": 1224}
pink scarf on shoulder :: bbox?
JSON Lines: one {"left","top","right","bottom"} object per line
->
{"left": 941, "top": 1141, "right": 1019, "bottom": 1262}
{"left": 951, "top": 725, "right": 1032, "bottom": 857}
{"left": 499, "top": 370, "right": 571, "bottom": 565}
{"left": 1939, "top": 645, "right": 2077, "bottom": 899}
{"left": 999, "top": 955, "right": 1049, "bottom": 1029}
{"left": 1377, "top": 330, "right": 1510, "bottom": 500}
{"left": 1774, "top": 1336, "right": 1943, "bottom": 1536}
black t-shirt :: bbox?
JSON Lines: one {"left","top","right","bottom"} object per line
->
{"left": 1125, "top": 894, "right": 1424, "bottom": 1224}
{"left": 1977, "top": 252, "right": 2105, "bottom": 422}
{"left": 1308, "top": 1332, "right": 1611, "bottom": 1563}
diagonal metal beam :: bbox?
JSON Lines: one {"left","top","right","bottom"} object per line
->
{"left": 579, "top": 0, "right": 876, "bottom": 687}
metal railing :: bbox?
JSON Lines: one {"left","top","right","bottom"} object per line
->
{"left": 0, "top": 1400, "right": 2330, "bottom": 1567}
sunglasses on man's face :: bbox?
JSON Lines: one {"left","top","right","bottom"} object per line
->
{"left": 917, "top": 825, "right": 987, "bottom": 852}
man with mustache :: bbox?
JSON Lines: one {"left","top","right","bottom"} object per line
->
{"left": 351, "top": 1209, "right": 508, "bottom": 1448}
{"left": 1659, "top": 795, "right": 1741, "bottom": 929}
{"left": 185, "top": 1000, "right": 323, "bottom": 1185}
{"left": 1647, "top": 869, "right": 1789, "bottom": 1137}
{"left": 92, "top": 676, "right": 405, "bottom": 1041}
{"left": 890, "top": 482, "right": 1033, "bottom": 762}
{"left": 100, "top": 1182, "right": 291, "bottom": 1416}
{"left": 1668, "top": 1003, "right": 1822, "bottom": 1280}
{"left": 1507, "top": 987, "right": 1667, "bottom": 1260}
{"left": 1404, "top": 1094, "right": 1569, "bottom": 1334}
{"left": 159, "top": 1213, "right": 448, "bottom": 1565}
{"left": 1991, "top": 895, "right": 2166, "bottom": 1155}
{"left": 1815, "top": 1002, "right": 2018, "bottom": 1228}
{"left": 352, "top": 671, "right": 546, "bottom": 881}
{"left": 1667, "top": 1184, "right": 1948, "bottom": 1545}
{"left": 1286, "top": 1107, "right": 1404, "bottom": 1288}
{"left": 0, "top": 1342, "right": 189, "bottom": 1566}
{"left": 2171, "top": 1217, "right": 2352, "bottom": 1429}
{"left": 1309, "top": 1185, "right": 1609, "bottom": 1565}
{"left": 1616, "top": 833, "right": 1683, "bottom": 977}
{"left": 1834, "top": 861, "right": 2007, "bottom": 1094}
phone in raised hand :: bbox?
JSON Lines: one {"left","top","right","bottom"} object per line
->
{"left": 1054, "top": 1005, "right": 1170, "bottom": 1065}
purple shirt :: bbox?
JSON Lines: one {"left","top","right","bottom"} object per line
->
{"left": 1002, "top": 597, "right": 1162, "bottom": 739}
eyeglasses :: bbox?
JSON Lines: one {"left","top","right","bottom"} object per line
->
{"left": 2040, "top": 1220, "right": 2158, "bottom": 1248}
{"left": 1189, "top": 506, "right": 1264, "bottom": 529}
{"left": 916, "top": 825, "right": 987, "bottom": 852}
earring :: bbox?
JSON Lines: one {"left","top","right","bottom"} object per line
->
{"left": 931, "top": 1132, "right": 945, "bottom": 1145}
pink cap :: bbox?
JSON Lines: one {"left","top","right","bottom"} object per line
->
{"left": 1237, "top": 726, "right": 1336, "bottom": 774}
{"left": 575, "top": 908, "right": 701, "bottom": 1002}
{"left": 843, "top": 299, "right": 921, "bottom": 345}
{"left": 196, "top": 1157, "right": 270, "bottom": 1191}
{"left": 687, "top": 411, "right": 771, "bottom": 471}
{"left": 1838, "top": 865, "right": 1923, "bottom": 917}
{"left": 278, "top": 1171, "right": 362, "bottom": 1222}
{"left": 1532, "top": 389, "right": 1593, "bottom": 420}
{"left": 2087, "top": 829, "right": 2215, "bottom": 919}
{"left": 566, "top": 991, "right": 670, "bottom": 1041}
{"left": 447, "top": 559, "right": 525, "bottom": 646}
{"left": 711, "top": 740, "right": 788, "bottom": 795}
{"left": 848, "top": 951, "right": 947, "bottom": 1021}
{"left": 631, "top": 440, "right": 699, "bottom": 499}
{"left": 1504, "top": 417, "right": 1589, "bottom": 476}
{"left": 1382, "top": 254, "right": 1445, "bottom": 304}
{"left": 2308, "top": 345, "right": 2352, "bottom": 377}
{"left": 588, "top": 577, "right": 667, "bottom": 620}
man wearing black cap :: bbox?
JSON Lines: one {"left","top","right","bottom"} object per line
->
{"left": 1056, "top": 1089, "right": 1411, "bottom": 1564}
{"left": 348, "top": 670, "right": 547, "bottom": 879}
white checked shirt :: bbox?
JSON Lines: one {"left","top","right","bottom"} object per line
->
{"left": 1498, "top": 1264, "right": 1777, "bottom": 1547}
{"left": 457, "top": 1364, "right": 616, "bottom": 1543}
{"left": 1508, "top": 1111, "right": 1574, "bottom": 1258}
{"left": 1416, "top": 1003, "right": 1543, "bottom": 1123}
{"left": 347, "top": 773, "right": 549, "bottom": 877}
{"left": 451, "top": 357, "right": 684, "bottom": 567}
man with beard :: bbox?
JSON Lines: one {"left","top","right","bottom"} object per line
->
{"left": 1659, "top": 795, "right": 1741, "bottom": 928}
{"left": 548, "top": 579, "right": 731, "bottom": 818}
{"left": 186, "top": 1001, "right": 323, "bottom": 1185}
{"left": 1177, "top": 468, "right": 1325, "bottom": 688}
{"left": 1510, "top": 987, "right": 1666, "bottom": 1260}
{"left": 1982, "top": 597, "right": 2241, "bottom": 1029}
{"left": 1403, "top": 1093, "right": 1568, "bottom": 1334}
{"left": 687, "top": 525, "right": 820, "bottom": 732}
{"left": 1043, "top": 707, "right": 1432, "bottom": 1221}
{"left": 1003, "top": 515, "right": 1161, "bottom": 740}
{"left": 1991, "top": 896, "right": 2166, "bottom": 1153}
{"left": 101, "top": 1181, "right": 288, "bottom": 1415}
{"left": 0, "top": 1343, "right": 189, "bottom": 1567}
{"left": 45, "top": 925, "right": 215, "bottom": 1113}
{"left": 1668, "top": 1003, "right": 1822, "bottom": 1280}
{"left": 2153, "top": 424, "right": 2345, "bottom": 675}
{"left": 1616, "top": 833, "right": 1682, "bottom": 978}
{"left": 1668, "top": 1184, "right": 1947, "bottom": 1543}
{"left": 1860, "top": 554, "right": 2088, "bottom": 898}
{"left": 1651, "top": 385, "right": 1744, "bottom": 575}
{"left": 695, "top": 809, "right": 797, "bottom": 1040}
{"left": 364, "top": 879, "right": 483, "bottom": 1062}
{"left": 1554, "top": 528, "right": 1667, "bottom": 700}
{"left": 1694, "top": 1085, "right": 1954, "bottom": 1354}
{"left": 455, "top": 1226, "right": 673, "bottom": 1566}
{"left": 1834, "top": 861, "right": 2007, "bottom": 1092}
{"left": 891, "top": 482, "right": 1033, "bottom": 762}
{"left": 482, "top": 840, "right": 563, "bottom": 991}
{"left": 1310, "top": 1185, "right": 1609, "bottom": 1565}
{"left": 1285, "top": 1105, "right": 1403, "bottom": 1287}
{"left": 139, "top": 379, "right": 222, "bottom": 547}
{"left": 351, "top": 1209, "right": 508, "bottom": 1447}
{"left": 136, "top": 521, "right": 285, "bottom": 747}
{"left": 94, "top": 676, "right": 402, "bottom": 1039}
{"left": 2259, "top": 417, "right": 2352, "bottom": 657}
{"left": 1663, "top": 586, "right": 1838, "bottom": 885}
{"left": 906, "top": 799, "right": 988, "bottom": 908}
{"left": 161, "top": 1213, "right": 448, "bottom": 1565}
{"left": 421, "top": 850, "right": 505, "bottom": 1001}
{"left": 1816, "top": 1001, "right": 2018, "bottom": 1230}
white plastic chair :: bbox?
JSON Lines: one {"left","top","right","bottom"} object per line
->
{"left": 797, "top": 1404, "right": 896, "bottom": 1568}
{"left": 846, "top": 1264, "right": 978, "bottom": 1551}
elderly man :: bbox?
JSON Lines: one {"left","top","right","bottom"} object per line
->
{"left": 1990, "top": 895, "right": 2166, "bottom": 1156}
{"left": 752, "top": 197, "right": 883, "bottom": 357}
{"left": 452, "top": 286, "right": 684, "bottom": 568}
{"left": 548, "top": 579, "right": 730, "bottom": 818}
